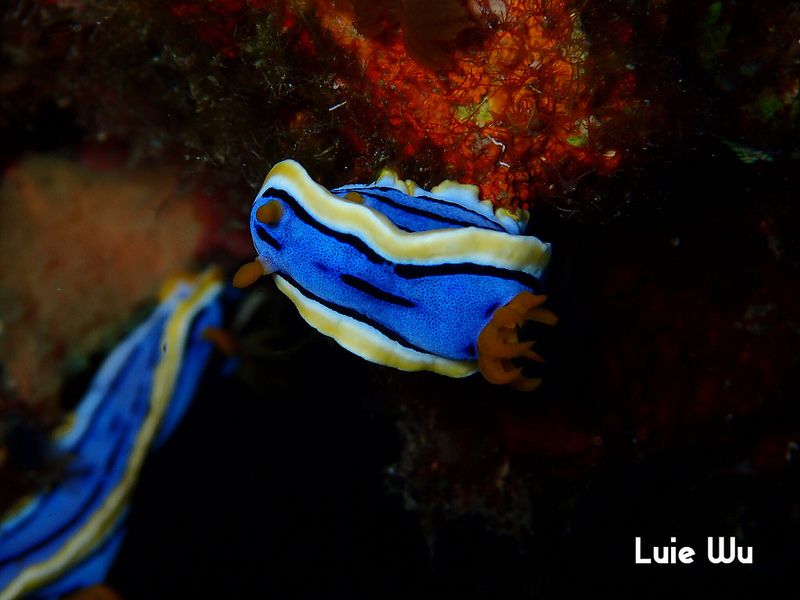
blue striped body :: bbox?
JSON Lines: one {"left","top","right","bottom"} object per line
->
{"left": 248, "top": 161, "right": 551, "bottom": 377}
{"left": 0, "top": 271, "right": 223, "bottom": 599}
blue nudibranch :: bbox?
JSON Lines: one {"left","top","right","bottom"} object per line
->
{"left": 235, "top": 160, "right": 557, "bottom": 390}
{"left": 0, "top": 270, "right": 222, "bottom": 600}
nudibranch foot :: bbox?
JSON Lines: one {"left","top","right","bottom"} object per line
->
{"left": 477, "top": 293, "right": 557, "bottom": 391}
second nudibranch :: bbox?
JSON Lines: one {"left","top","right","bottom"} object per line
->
{"left": 235, "top": 160, "right": 557, "bottom": 390}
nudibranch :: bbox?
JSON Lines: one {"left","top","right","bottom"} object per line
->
{"left": 0, "top": 269, "right": 223, "bottom": 600}
{"left": 235, "top": 160, "right": 557, "bottom": 390}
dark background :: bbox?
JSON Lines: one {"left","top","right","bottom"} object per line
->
{"left": 112, "top": 142, "right": 800, "bottom": 598}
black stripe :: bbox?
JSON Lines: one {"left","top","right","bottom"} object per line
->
{"left": 358, "top": 189, "right": 504, "bottom": 232}
{"left": 340, "top": 274, "right": 416, "bottom": 308}
{"left": 359, "top": 188, "right": 504, "bottom": 231}
{"left": 394, "top": 263, "right": 540, "bottom": 289}
{"left": 254, "top": 224, "right": 281, "bottom": 250}
{"left": 278, "top": 273, "right": 431, "bottom": 356}
{"left": 263, "top": 187, "right": 539, "bottom": 289}
{"left": 262, "top": 188, "right": 387, "bottom": 265}
{"left": 368, "top": 186, "right": 506, "bottom": 231}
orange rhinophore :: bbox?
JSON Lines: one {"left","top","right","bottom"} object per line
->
{"left": 256, "top": 200, "right": 283, "bottom": 225}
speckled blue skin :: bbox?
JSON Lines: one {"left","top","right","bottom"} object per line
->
{"left": 251, "top": 184, "right": 540, "bottom": 361}
{"left": 0, "top": 282, "right": 222, "bottom": 599}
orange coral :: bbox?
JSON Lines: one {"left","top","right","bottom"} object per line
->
{"left": 0, "top": 156, "right": 204, "bottom": 409}
{"left": 313, "top": 0, "right": 621, "bottom": 209}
